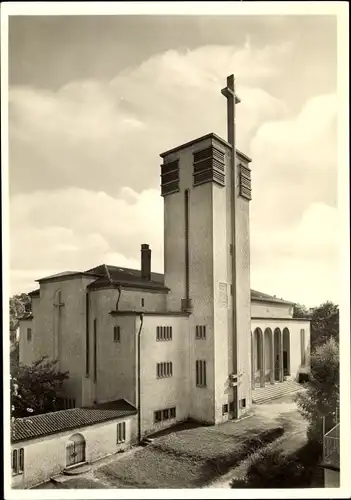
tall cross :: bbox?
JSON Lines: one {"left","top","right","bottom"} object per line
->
{"left": 221, "top": 74, "right": 241, "bottom": 419}
{"left": 221, "top": 74, "right": 241, "bottom": 145}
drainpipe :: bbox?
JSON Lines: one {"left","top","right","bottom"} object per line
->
{"left": 137, "top": 312, "right": 144, "bottom": 443}
{"left": 116, "top": 285, "right": 122, "bottom": 310}
{"left": 85, "top": 291, "right": 90, "bottom": 378}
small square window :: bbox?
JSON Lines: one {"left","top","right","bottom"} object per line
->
{"left": 154, "top": 410, "right": 162, "bottom": 423}
{"left": 222, "top": 404, "right": 229, "bottom": 415}
{"left": 163, "top": 409, "right": 169, "bottom": 420}
{"left": 170, "top": 407, "right": 176, "bottom": 419}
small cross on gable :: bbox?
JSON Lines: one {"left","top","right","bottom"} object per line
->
{"left": 53, "top": 290, "right": 65, "bottom": 309}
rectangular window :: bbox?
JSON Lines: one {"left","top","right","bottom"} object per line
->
{"left": 141, "top": 298, "right": 145, "bottom": 307}
{"left": 156, "top": 362, "right": 173, "bottom": 379}
{"left": 12, "top": 449, "right": 17, "bottom": 474}
{"left": 113, "top": 325, "right": 121, "bottom": 343}
{"left": 156, "top": 326, "right": 172, "bottom": 341}
{"left": 300, "top": 329, "right": 306, "bottom": 366}
{"left": 117, "top": 422, "right": 126, "bottom": 443}
{"left": 222, "top": 404, "right": 229, "bottom": 415}
{"left": 195, "top": 325, "right": 206, "bottom": 339}
{"left": 12, "top": 448, "right": 24, "bottom": 475}
{"left": 19, "top": 448, "right": 24, "bottom": 472}
{"left": 196, "top": 360, "right": 207, "bottom": 387}
{"left": 27, "top": 328, "right": 32, "bottom": 341}
{"left": 154, "top": 407, "right": 176, "bottom": 423}
{"left": 240, "top": 399, "right": 246, "bottom": 409}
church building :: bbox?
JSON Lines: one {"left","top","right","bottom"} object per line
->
{"left": 18, "top": 75, "right": 311, "bottom": 441}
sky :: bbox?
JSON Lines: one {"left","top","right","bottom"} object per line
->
{"left": 8, "top": 13, "right": 340, "bottom": 307}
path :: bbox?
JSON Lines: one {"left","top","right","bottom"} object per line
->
{"left": 207, "top": 392, "right": 307, "bottom": 488}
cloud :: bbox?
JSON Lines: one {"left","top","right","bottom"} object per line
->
{"left": 10, "top": 187, "right": 163, "bottom": 293}
{"left": 251, "top": 203, "right": 339, "bottom": 306}
{"left": 8, "top": 42, "right": 338, "bottom": 305}
{"left": 9, "top": 43, "right": 290, "bottom": 197}
{"left": 250, "top": 93, "right": 337, "bottom": 231}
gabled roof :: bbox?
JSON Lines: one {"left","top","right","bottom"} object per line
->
{"left": 250, "top": 289, "right": 295, "bottom": 305}
{"left": 28, "top": 288, "right": 40, "bottom": 297}
{"left": 36, "top": 271, "right": 100, "bottom": 284}
{"left": 31, "top": 266, "right": 295, "bottom": 304}
{"left": 86, "top": 264, "right": 168, "bottom": 292}
{"left": 11, "top": 399, "right": 137, "bottom": 443}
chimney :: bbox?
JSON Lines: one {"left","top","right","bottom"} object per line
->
{"left": 141, "top": 244, "right": 151, "bottom": 281}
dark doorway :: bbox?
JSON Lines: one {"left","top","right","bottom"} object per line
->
{"left": 283, "top": 350, "right": 288, "bottom": 376}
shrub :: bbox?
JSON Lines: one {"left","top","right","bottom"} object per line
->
{"left": 298, "top": 372, "right": 310, "bottom": 384}
{"left": 295, "top": 338, "right": 339, "bottom": 443}
{"left": 230, "top": 440, "right": 323, "bottom": 489}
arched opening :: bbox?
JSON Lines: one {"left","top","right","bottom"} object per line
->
{"left": 66, "top": 433, "right": 86, "bottom": 467}
{"left": 274, "top": 328, "right": 282, "bottom": 382}
{"left": 283, "top": 328, "right": 290, "bottom": 377}
{"left": 253, "top": 328, "right": 263, "bottom": 386}
{"left": 264, "top": 328, "right": 273, "bottom": 383}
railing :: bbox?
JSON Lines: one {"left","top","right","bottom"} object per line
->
{"left": 323, "top": 422, "right": 340, "bottom": 468}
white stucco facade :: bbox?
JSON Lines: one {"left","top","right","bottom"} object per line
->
{"left": 17, "top": 131, "right": 311, "bottom": 449}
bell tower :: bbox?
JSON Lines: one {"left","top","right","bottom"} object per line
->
{"left": 160, "top": 75, "right": 252, "bottom": 423}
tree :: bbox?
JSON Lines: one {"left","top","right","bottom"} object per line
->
{"left": 10, "top": 340, "right": 20, "bottom": 374}
{"left": 295, "top": 338, "right": 339, "bottom": 443}
{"left": 11, "top": 356, "right": 69, "bottom": 418}
{"left": 293, "top": 303, "right": 310, "bottom": 319}
{"left": 10, "top": 293, "right": 31, "bottom": 341}
{"left": 310, "top": 301, "right": 339, "bottom": 347}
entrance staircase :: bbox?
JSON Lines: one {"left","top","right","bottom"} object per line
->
{"left": 252, "top": 380, "right": 302, "bottom": 404}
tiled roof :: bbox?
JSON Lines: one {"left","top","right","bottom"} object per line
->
{"left": 37, "top": 271, "right": 100, "bottom": 283}
{"left": 86, "top": 264, "right": 168, "bottom": 291}
{"left": 250, "top": 289, "right": 295, "bottom": 305}
{"left": 11, "top": 399, "right": 137, "bottom": 443}
{"left": 30, "top": 265, "right": 294, "bottom": 304}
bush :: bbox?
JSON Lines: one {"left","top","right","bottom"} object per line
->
{"left": 298, "top": 372, "right": 310, "bottom": 384}
{"left": 295, "top": 338, "right": 339, "bottom": 443}
{"left": 230, "top": 440, "right": 323, "bottom": 489}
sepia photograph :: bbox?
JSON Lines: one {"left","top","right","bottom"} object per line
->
{"left": 2, "top": 2, "right": 349, "bottom": 498}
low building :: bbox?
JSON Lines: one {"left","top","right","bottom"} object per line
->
{"left": 11, "top": 399, "right": 137, "bottom": 489}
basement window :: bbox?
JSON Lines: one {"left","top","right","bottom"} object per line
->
{"left": 113, "top": 326, "right": 121, "bottom": 343}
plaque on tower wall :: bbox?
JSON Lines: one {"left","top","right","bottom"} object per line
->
{"left": 219, "top": 282, "right": 228, "bottom": 307}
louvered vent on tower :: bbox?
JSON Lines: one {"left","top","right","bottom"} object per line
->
{"left": 160, "top": 160, "right": 180, "bottom": 197}
{"left": 239, "top": 163, "right": 252, "bottom": 201}
{"left": 193, "top": 146, "right": 225, "bottom": 187}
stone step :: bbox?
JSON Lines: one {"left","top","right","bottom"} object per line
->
{"left": 252, "top": 381, "right": 302, "bottom": 404}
